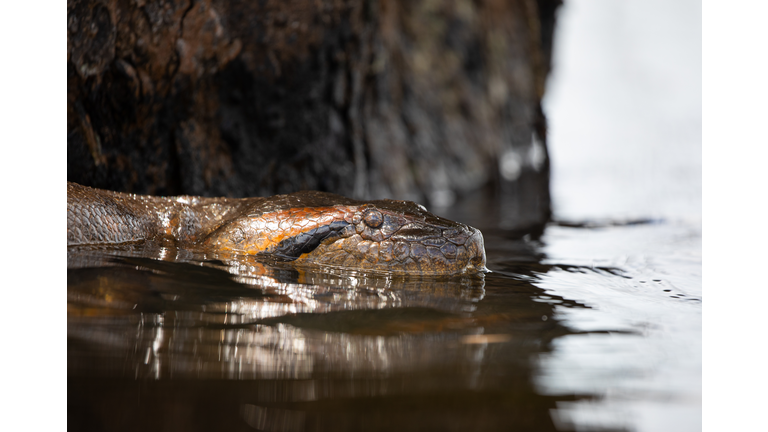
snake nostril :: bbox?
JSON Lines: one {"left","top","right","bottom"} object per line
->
{"left": 363, "top": 208, "right": 383, "bottom": 228}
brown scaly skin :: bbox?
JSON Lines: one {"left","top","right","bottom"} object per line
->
{"left": 67, "top": 182, "right": 487, "bottom": 275}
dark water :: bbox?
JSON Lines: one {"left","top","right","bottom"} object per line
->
{"left": 67, "top": 199, "right": 701, "bottom": 432}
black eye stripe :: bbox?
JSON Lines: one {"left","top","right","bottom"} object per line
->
{"left": 328, "top": 220, "right": 348, "bottom": 230}
{"left": 268, "top": 221, "right": 351, "bottom": 259}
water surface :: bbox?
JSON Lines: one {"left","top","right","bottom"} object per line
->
{"left": 67, "top": 204, "right": 701, "bottom": 431}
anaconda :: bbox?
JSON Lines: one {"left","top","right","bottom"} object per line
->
{"left": 67, "top": 182, "right": 487, "bottom": 275}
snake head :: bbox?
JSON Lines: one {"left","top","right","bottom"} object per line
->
{"left": 203, "top": 192, "right": 487, "bottom": 275}
{"left": 293, "top": 200, "right": 487, "bottom": 275}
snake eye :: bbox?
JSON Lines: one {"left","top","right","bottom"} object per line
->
{"left": 363, "top": 208, "right": 383, "bottom": 228}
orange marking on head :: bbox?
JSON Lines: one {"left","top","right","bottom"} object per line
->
{"left": 226, "top": 206, "right": 359, "bottom": 255}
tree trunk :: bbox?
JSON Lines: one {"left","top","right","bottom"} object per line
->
{"left": 67, "top": 0, "right": 560, "bottom": 233}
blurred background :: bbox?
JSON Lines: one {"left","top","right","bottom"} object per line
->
{"left": 546, "top": 0, "right": 701, "bottom": 223}
{"left": 67, "top": 0, "right": 561, "bottom": 233}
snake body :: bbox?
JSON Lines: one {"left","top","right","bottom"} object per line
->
{"left": 67, "top": 182, "right": 487, "bottom": 275}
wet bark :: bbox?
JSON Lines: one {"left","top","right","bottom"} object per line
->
{"left": 67, "top": 0, "right": 560, "bottom": 233}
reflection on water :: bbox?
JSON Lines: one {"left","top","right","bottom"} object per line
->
{"left": 68, "top": 214, "right": 700, "bottom": 431}
{"left": 68, "top": 246, "right": 490, "bottom": 382}
{"left": 67, "top": 235, "right": 602, "bottom": 431}
{"left": 535, "top": 222, "right": 701, "bottom": 432}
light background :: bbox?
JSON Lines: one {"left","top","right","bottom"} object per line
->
{"left": 545, "top": 0, "right": 702, "bottom": 223}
